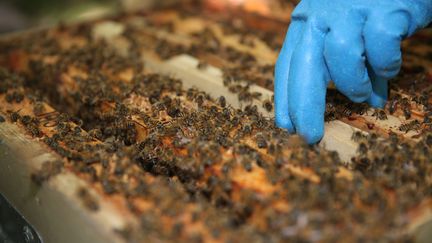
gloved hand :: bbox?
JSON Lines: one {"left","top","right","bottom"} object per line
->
{"left": 274, "top": 0, "right": 432, "bottom": 144}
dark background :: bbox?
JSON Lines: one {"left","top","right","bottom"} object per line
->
{"left": 0, "top": 0, "right": 179, "bottom": 33}
{"left": 0, "top": 0, "right": 120, "bottom": 33}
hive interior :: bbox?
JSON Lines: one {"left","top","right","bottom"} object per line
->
{"left": 0, "top": 3, "right": 432, "bottom": 242}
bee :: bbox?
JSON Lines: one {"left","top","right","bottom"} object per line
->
{"left": 239, "top": 34, "right": 255, "bottom": 47}
{"left": 14, "top": 92, "right": 24, "bottom": 103}
{"left": 251, "top": 92, "right": 262, "bottom": 100}
{"left": 33, "top": 101, "right": 45, "bottom": 115}
{"left": 230, "top": 114, "right": 240, "bottom": 127}
{"left": 264, "top": 78, "right": 273, "bottom": 89}
{"left": 223, "top": 75, "right": 234, "bottom": 86}
{"left": 267, "top": 143, "right": 276, "bottom": 155}
{"left": 27, "top": 125, "right": 42, "bottom": 138}
{"left": 3, "top": 92, "right": 15, "bottom": 104}
{"left": 255, "top": 134, "right": 268, "bottom": 149}
{"left": 262, "top": 99, "right": 273, "bottom": 112}
{"left": 357, "top": 143, "right": 368, "bottom": 155}
{"left": 77, "top": 187, "right": 99, "bottom": 212}
{"left": 72, "top": 126, "right": 82, "bottom": 137}
{"left": 423, "top": 115, "right": 432, "bottom": 125}
{"left": 218, "top": 96, "right": 226, "bottom": 108}
{"left": 351, "top": 131, "right": 366, "bottom": 142}
{"left": 411, "top": 95, "right": 421, "bottom": 105}
{"left": 88, "top": 129, "right": 103, "bottom": 140}
{"left": 31, "top": 160, "right": 63, "bottom": 186}
{"left": 56, "top": 122, "right": 71, "bottom": 137}
{"left": 402, "top": 106, "right": 412, "bottom": 120}
{"left": 398, "top": 97, "right": 411, "bottom": 119}
{"left": 102, "top": 179, "right": 116, "bottom": 195}
{"left": 20, "top": 115, "right": 32, "bottom": 125}
{"left": 372, "top": 109, "right": 387, "bottom": 120}
{"left": 114, "top": 226, "right": 133, "bottom": 241}
{"left": 241, "top": 124, "right": 252, "bottom": 135}
{"left": 388, "top": 97, "right": 399, "bottom": 114}
{"left": 56, "top": 113, "right": 70, "bottom": 123}
{"left": 195, "top": 95, "right": 204, "bottom": 107}
{"left": 115, "top": 159, "right": 128, "bottom": 176}
{"left": 9, "top": 111, "right": 20, "bottom": 123}
{"left": 340, "top": 107, "right": 353, "bottom": 118}
{"left": 43, "top": 136, "right": 57, "bottom": 147}
{"left": 155, "top": 39, "right": 183, "bottom": 60}
{"left": 209, "top": 105, "right": 219, "bottom": 116}
{"left": 244, "top": 105, "right": 258, "bottom": 115}
{"left": 229, "top": 84, "right": 243, "bottom": 94}
{"left": 70, "top": 117, "right": 83, "bottom": 127}
{"left": 5, "top": 91, "right": 24, "bottom": 103}
{"left": 215, "top": 133, "right": 230, "bottom": 148}
{"left": 220, "top": 107, "right": 231, "bottom": 120}
{"left": 425, "top": 134, "right": 432, "bottom": 146}
{"left": 325, "top": 103, "right": 337, "bottom": 121}
{"left": 222, "top": 180, "right": 232, "bottom": 194}
{"left": 353, "top": 103, "right": 369, "bottom": 115}
{"left": 197, "top": 61, "right": 208, "bottom": 70}
{"left": 399, "top": 120, "right": 420, "bottom": 133}
{"left": 418, "top": 93, "right": 429, "bottom": 106}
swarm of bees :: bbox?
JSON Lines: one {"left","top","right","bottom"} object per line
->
{"left": 0, "top": 9, "right": 432, "bottom": 243}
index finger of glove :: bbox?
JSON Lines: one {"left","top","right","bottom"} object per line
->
{"left": 275, "top": 21, "right": 303, "bottom": 133}
{"left": 288, "top": 21, "right": 330, "bottom": 144}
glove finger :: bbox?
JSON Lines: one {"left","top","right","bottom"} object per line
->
{"left": 288, "top": 22, "right": 330, "bottom": 144}
{"left": 324, "top": 13, "right": 372, "bottom": 103}
{"left": 274, "top": 20, "right": 303, "bottom": 133}
{"left": 364, "top": 11, "right": 410, "bottom": 108}
{"left": 364, "top": 11, "right": 410, "bottom": 80}
{"left": 366, "top": 66, "right": 388, "bottom": 108}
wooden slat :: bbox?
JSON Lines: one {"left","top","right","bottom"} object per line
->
{"left": 0, "top": 117, "right": 130, "bottom": 243}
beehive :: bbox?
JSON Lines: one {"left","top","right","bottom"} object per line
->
{"left": 0, "top": 3, "right": 432, "bottom": 242}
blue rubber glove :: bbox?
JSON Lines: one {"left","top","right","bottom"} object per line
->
{"left": 275, "top": 0, "right": 432, "bottom": 144}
